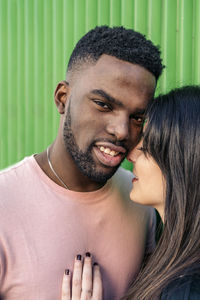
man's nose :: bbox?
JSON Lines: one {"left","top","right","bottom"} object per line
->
{"left": 106, "top": 115, "right": 129, "bottom": 141}
{"left": 127, "top": 140, "right": 143, "bottom": 162}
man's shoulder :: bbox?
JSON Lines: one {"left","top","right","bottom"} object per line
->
{"left": 0, "top": 156, "right": 35, "bottom": 195}
{"left": 0, "top": 156, "right": 33, "bottom": 179}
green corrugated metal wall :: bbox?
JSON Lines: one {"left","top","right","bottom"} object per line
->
{"left": 0, "top": 0, "right": 200, "bottom": 170}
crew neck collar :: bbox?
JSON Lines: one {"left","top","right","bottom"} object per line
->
{"left": 28, "top": 155, "right": 113, "bottom": 201}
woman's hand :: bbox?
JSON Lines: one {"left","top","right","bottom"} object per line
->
{"left": 61, "top": 253, "right": 103, "bottom": 300}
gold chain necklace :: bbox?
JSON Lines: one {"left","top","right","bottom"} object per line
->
{"left": 46, "top": 147, "right": 69, "bottom": 189}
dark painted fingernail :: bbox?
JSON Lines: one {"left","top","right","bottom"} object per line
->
{"left": 65, "top": 269, "right": 70, "bottom": 275}
{"left": 86, "top": 252, "right": 91, "bottom": 257}
{"left": 93, "top": 262, "right": 98, "bottom": 266}
{"left": 77, "top": 254, "right": 82, "bottom": 260}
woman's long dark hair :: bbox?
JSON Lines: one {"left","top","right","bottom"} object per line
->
{"left": 122, "top": 86, "right": 200, "bottom": 299}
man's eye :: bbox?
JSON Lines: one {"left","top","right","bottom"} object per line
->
{"left": 130, "top": 115, "right": 144, "bottom": 124}
{"left": 93, "top": 100, "right": 110, "bottom": 110}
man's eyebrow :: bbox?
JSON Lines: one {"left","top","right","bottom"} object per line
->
{"left": 131, "top": 108, "right": 146, "bottom": 115}
{"left": 91, "top": 89, "right": 124, "bottom": 107}
{"left": 91, "top": 89, "right": 147, "bottom": 115}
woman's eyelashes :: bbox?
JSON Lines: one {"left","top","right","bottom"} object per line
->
{"left": 138, "top": 146, "right": 148, "bottom": 153}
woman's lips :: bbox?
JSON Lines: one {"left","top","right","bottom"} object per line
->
{"left": 93, "top": 146, "right": 125, "bottom": 167}
{"left": 132, "top": 177, "right": 138, "bottom": 183}
{"left": 132, "top": 172, "right": 139, "bottom": 183}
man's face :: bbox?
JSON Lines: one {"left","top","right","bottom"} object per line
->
{"left": 62, "top": 55, "right": 156, "bottom": 183}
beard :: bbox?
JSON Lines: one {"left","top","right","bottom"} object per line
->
{"left": 63, "top": 104, "right": 119, "bottom": 184}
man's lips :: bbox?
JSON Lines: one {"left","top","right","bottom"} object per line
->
{"left": 95, "top": 142, "right": 127, "bottom": 154}
{"left": 93, "top": 142, "right": 126, "bottom": 167}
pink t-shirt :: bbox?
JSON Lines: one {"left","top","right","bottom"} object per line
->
{"left": 0, "top": 156, "right": 155, "bottom": 300}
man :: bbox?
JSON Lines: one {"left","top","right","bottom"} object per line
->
{"left": 0, "top": 26, "right": 163, "bottom": 299}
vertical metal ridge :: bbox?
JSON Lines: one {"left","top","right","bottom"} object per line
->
{"left": 64, "top": 0, "right": 74, "bottom": 66}
{"left": 176, "top": 0, "right": 193, "bottom": 86}
{"left": 17, "top": 0, "right": 25, "bottom": 161}
{"left": 192, "top": 0, "right": 200, "bottom": 84}
{"left": 110, "top": 0, "right": 121, "bottom": 26}
{"left": 7, "top": 0, "right": 19, "bottom": 164}
{"left": 97, "top": 0, "right": 109, "bottom": 25}
{"left": 74, "top": 0, "right": 86, "bottom": 44}
{"left": 0, "top": 0, "right": 8, "bottom": 166}
{"left": 160, "top": 0, "right": 177, "bottom": 93}
{"left": 34, "top": 0, "right": 44, "bottom": 152}
{"left": 86, "top": 0, "right": 98, "bottom": 31}
{"left": 121, "top": 0, "right": 134, "bottom": 28}
{"left": 44, "top": 0, "right": 52, "bottom": 148}
{"left": 147, "top": 0, "right": 162, "bottom": 96}
{"left": 134, "top": 0, "right": 148, "bottom": 34}
{"left": 24, "top": 0, "right": 35, "bottom": 156}
{"left": 52, "top": 0, "right": 64, "bottom": 138}
{"left": 0, "top": 1, "right": 3, "bottom": 164}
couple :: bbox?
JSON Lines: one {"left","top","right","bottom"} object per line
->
{"left": 61, "top": 86, "right": 200, "bottom": 299}
{"left": 0, "top": 26, "right": 199, "bottom": 299}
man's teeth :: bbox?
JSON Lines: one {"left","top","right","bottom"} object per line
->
{"left": 99, "top": 146, "right": 119, "bottom": 157}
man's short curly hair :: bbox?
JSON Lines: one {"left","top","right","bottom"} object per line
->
{"left": 67, "top": 26, "right": 164, "bottom": 80}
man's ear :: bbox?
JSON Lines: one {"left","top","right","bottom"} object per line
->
{"left": 54, "top": 81, "right": 70, "bottom": 114}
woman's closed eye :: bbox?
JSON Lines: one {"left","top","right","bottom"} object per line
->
{"left": 137, "top": 146, "right": 148, "bottom": 154}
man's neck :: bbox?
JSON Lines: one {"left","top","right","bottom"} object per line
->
{"left": 35, "top": 145, "right": 106, "bottom": 192}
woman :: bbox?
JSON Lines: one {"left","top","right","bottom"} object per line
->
{"left": 61, "top": 86, "right": 200, "bottom": 299}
